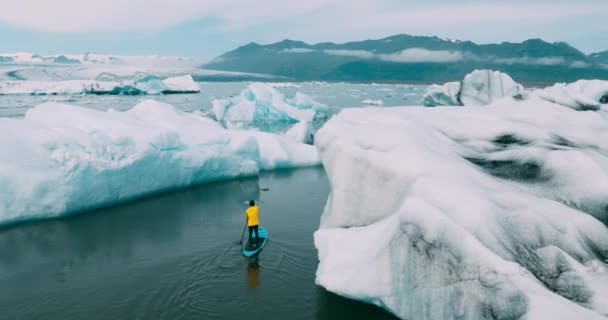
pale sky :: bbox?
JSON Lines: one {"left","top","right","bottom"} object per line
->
{"left": 0, "top": 0, "right": 606, "bottom": 60}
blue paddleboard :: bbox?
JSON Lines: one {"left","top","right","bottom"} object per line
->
{"left": 243, "top": 227, "right": 268, "bottom": 257}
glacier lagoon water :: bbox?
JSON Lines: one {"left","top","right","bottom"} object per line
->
{"left": 0, "top": 167, "right": 397, "bottom": 319}
{"left": 0, "top": 82, "right": 421, "bottom": 319}
{"left": 0, "top": 81, "right": 427, "bottom": 118}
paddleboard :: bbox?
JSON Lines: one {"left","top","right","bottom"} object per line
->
{"left": 243, "top": 227, "right": 268, "bottom": 257}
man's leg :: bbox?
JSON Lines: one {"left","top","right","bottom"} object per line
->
{"left": 248, "top": 226, "right": 253, "bottom": 245}
{"left": 253, "top": 225, "right": 259, "bottom": 244}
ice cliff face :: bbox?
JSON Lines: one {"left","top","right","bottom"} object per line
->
{"left": 314, "top": 97, "right": 608, "bottom": 319}
{"left": 0, "top": 100, "right": 319, "bottom": 225}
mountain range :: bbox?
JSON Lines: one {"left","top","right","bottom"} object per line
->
{"left": 204, "top": 34, "right": 608, "bottom": 83}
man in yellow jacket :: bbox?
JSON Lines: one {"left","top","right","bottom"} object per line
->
{"left": 246, "top": 200, "right": 260, "bottom": 246}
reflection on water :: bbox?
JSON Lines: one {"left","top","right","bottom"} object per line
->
{"left": 247, "top": 257, "right": 261, "bottom": 289}
{"left": 0, "top": 167, "right": 396, "bottom": 320}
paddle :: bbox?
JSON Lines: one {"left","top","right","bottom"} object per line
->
{"left": 239, "top": 218, "right": 248, "bottom": 246}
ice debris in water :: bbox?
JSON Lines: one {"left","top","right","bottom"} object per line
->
{"left": 423, "top": 69, "right": 524, "bottom": 107}
{"left": 212, "top": 82, "right": 328, "bottom": 143}
{"left": 0, "top": 74, "right": 200, "bottom": 95}
{"left": 0, "top": 100, "right": 319, "bottom": 225}
{"left": 314, "top": 96, "right": 608, "bottom": 319}
{"left": 361, "top": 99, "right": 384, "bottom": 105}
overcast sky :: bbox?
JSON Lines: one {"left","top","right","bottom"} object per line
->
{"left": 0, "top": 0, "right": 606, "bottom": 60}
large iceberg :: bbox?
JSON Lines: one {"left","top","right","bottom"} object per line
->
{"left": 423, "top": 70, "right": 524, "bottom": 107}
{"left": 314, "top": 98, "right": 608, "bottom": 319}
{"left": 0, "top": 75, "right": 200, "bottom": 95}
{"left": 0, "top": 100, "right": 319, "bottom": 225}
{"left": 533, "top": 80, "right": 608, "bottom": 111}
{"left": 212, "top": 83, "right": 328, "bottom": 128}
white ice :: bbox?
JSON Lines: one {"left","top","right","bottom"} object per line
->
{"left": 0, "top": 100, "right": 319, "bottom": 225}
{"left": 534, "top": 80, "right": 608, "bottom": 111}
{"left": 423, "top": 70, "right": 524, "bottom": 107}
{"left": 361, "top": 99, "right": 384, "bottom": 105}
{"left": 212, "top": 83, "right": 328, "bottom": 139}
{"left": 0, "top": 75, "right": 200, "bottom": 95}
{"left": 314, "top": 98, "right": 608, "bottom": 319}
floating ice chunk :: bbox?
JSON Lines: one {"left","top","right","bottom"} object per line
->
{"left": 266, "top": 82, "right": 302, "bottom": 88}
{"left": 0, "top": 75, "right": 200, "bottom": 95}
{"left": 213, "top": 83, "right": 315, "bottom": 125}
{"left": 361, "top": 99, "right": 384, "bottom": 105}
{"left": 0, "top": 100, "right": 319, "bottom": 225}
{"left": 423, "top": 82, "right": 461, "bottom": 106}
{"left": 291, "top": 92, "right": 330, "bottom": 115}
{"left": 460, "top": 70, "right": 524, "bottom": 106}
{"left": 283, "top": 121, "right": 313, "bottom": 144}
{"left": 423, "top": 70, "right": 524, "bottom": 107}
{"left": 212, "top": 83, "right": 328, "bottom": 135}
{"left": 314, "top": 102, "right": 608, "bottom": 319}
{"left": 160, "top": 74, "right": 200, "bottom": 93}
{"left": 534, "top": 80, "right": 608, "bottom": 111}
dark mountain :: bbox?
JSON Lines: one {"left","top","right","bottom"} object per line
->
{"left": 589, "top": 51, "right": 608, "bottom": 64}
{"left": 51, "top": 55, "right": 81, "bottom": 64}
{"left": 204, "top": 34, "right": 608, "bottom": 83}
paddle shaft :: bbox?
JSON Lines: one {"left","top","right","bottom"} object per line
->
{"left": 239, "top": 218, "right": 248, "bottom": 245}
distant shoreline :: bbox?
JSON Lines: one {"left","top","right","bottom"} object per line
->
{"left": 195, "top": 77, "right": 554, "bottom": 88}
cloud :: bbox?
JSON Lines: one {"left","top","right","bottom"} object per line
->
{"left": 281, "top": 48, "right": 315, "bottom": 53}
{"left": 379, "top": 48, "right": 464, "bottom": 63}
{"left": 0, "top": 0, "right": 342, "bottom": 33}
{"left": 493, "top": 56, "right": 566, "bottom": 65}
{"left": 323, "top": 49, "right": 374, "bottom": 59}
{"left": 569, "top": 61, "right": 591, "bottom": 68}
{"left": 0, "top": 1, "right": 601, "bottom": 34}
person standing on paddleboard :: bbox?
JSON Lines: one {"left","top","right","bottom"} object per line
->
{"left": 246, "top": 200, "right": 260, "bottom": 246}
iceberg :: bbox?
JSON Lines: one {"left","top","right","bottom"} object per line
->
{"left": 0, "top": 100, "right": 319, "bottom": 225}
{"left": 283, "top": 121, "right": 313, "bottom": 144}
{"left": 314, "top": 98, "right": 608, "bottom": 319}
{"left": 212, "top": 83, "right": 328, "bottom": 134}
{"left": 423, "top": 70, "right": 524, "bottom": 107}
{"left": 0, "top": 75, "right": 200, "bottom": 95}
{"left": 533, "top": 80, "right": 608, "bottom": 111}
{"left": 361, "top": 99, "right": 384, "bottom": 105}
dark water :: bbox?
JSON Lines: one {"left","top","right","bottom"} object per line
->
{"left": 0, "top": 167, "right": 396, "bottom": 320}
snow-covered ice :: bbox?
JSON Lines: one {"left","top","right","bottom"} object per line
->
{"left": 0, "top": 75, "right": 200, "bottom": 95}
{"left": 0, "top": 100, "right": 319, "bottom": 225}
{"left": 423, "top": 70, "right": 524, "bottom": 107}
{"left": 314, "top": 97, "right": 608, "bottom": 319}
{"left": 534, "top": 80, "right": 608, "bottom": 111}
{"left": 283, "top": 121, "right": 313, "bottom": 144}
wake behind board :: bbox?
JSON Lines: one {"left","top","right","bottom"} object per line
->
{"left": 243, "top": 227, "right": 268, "bottom": 257}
